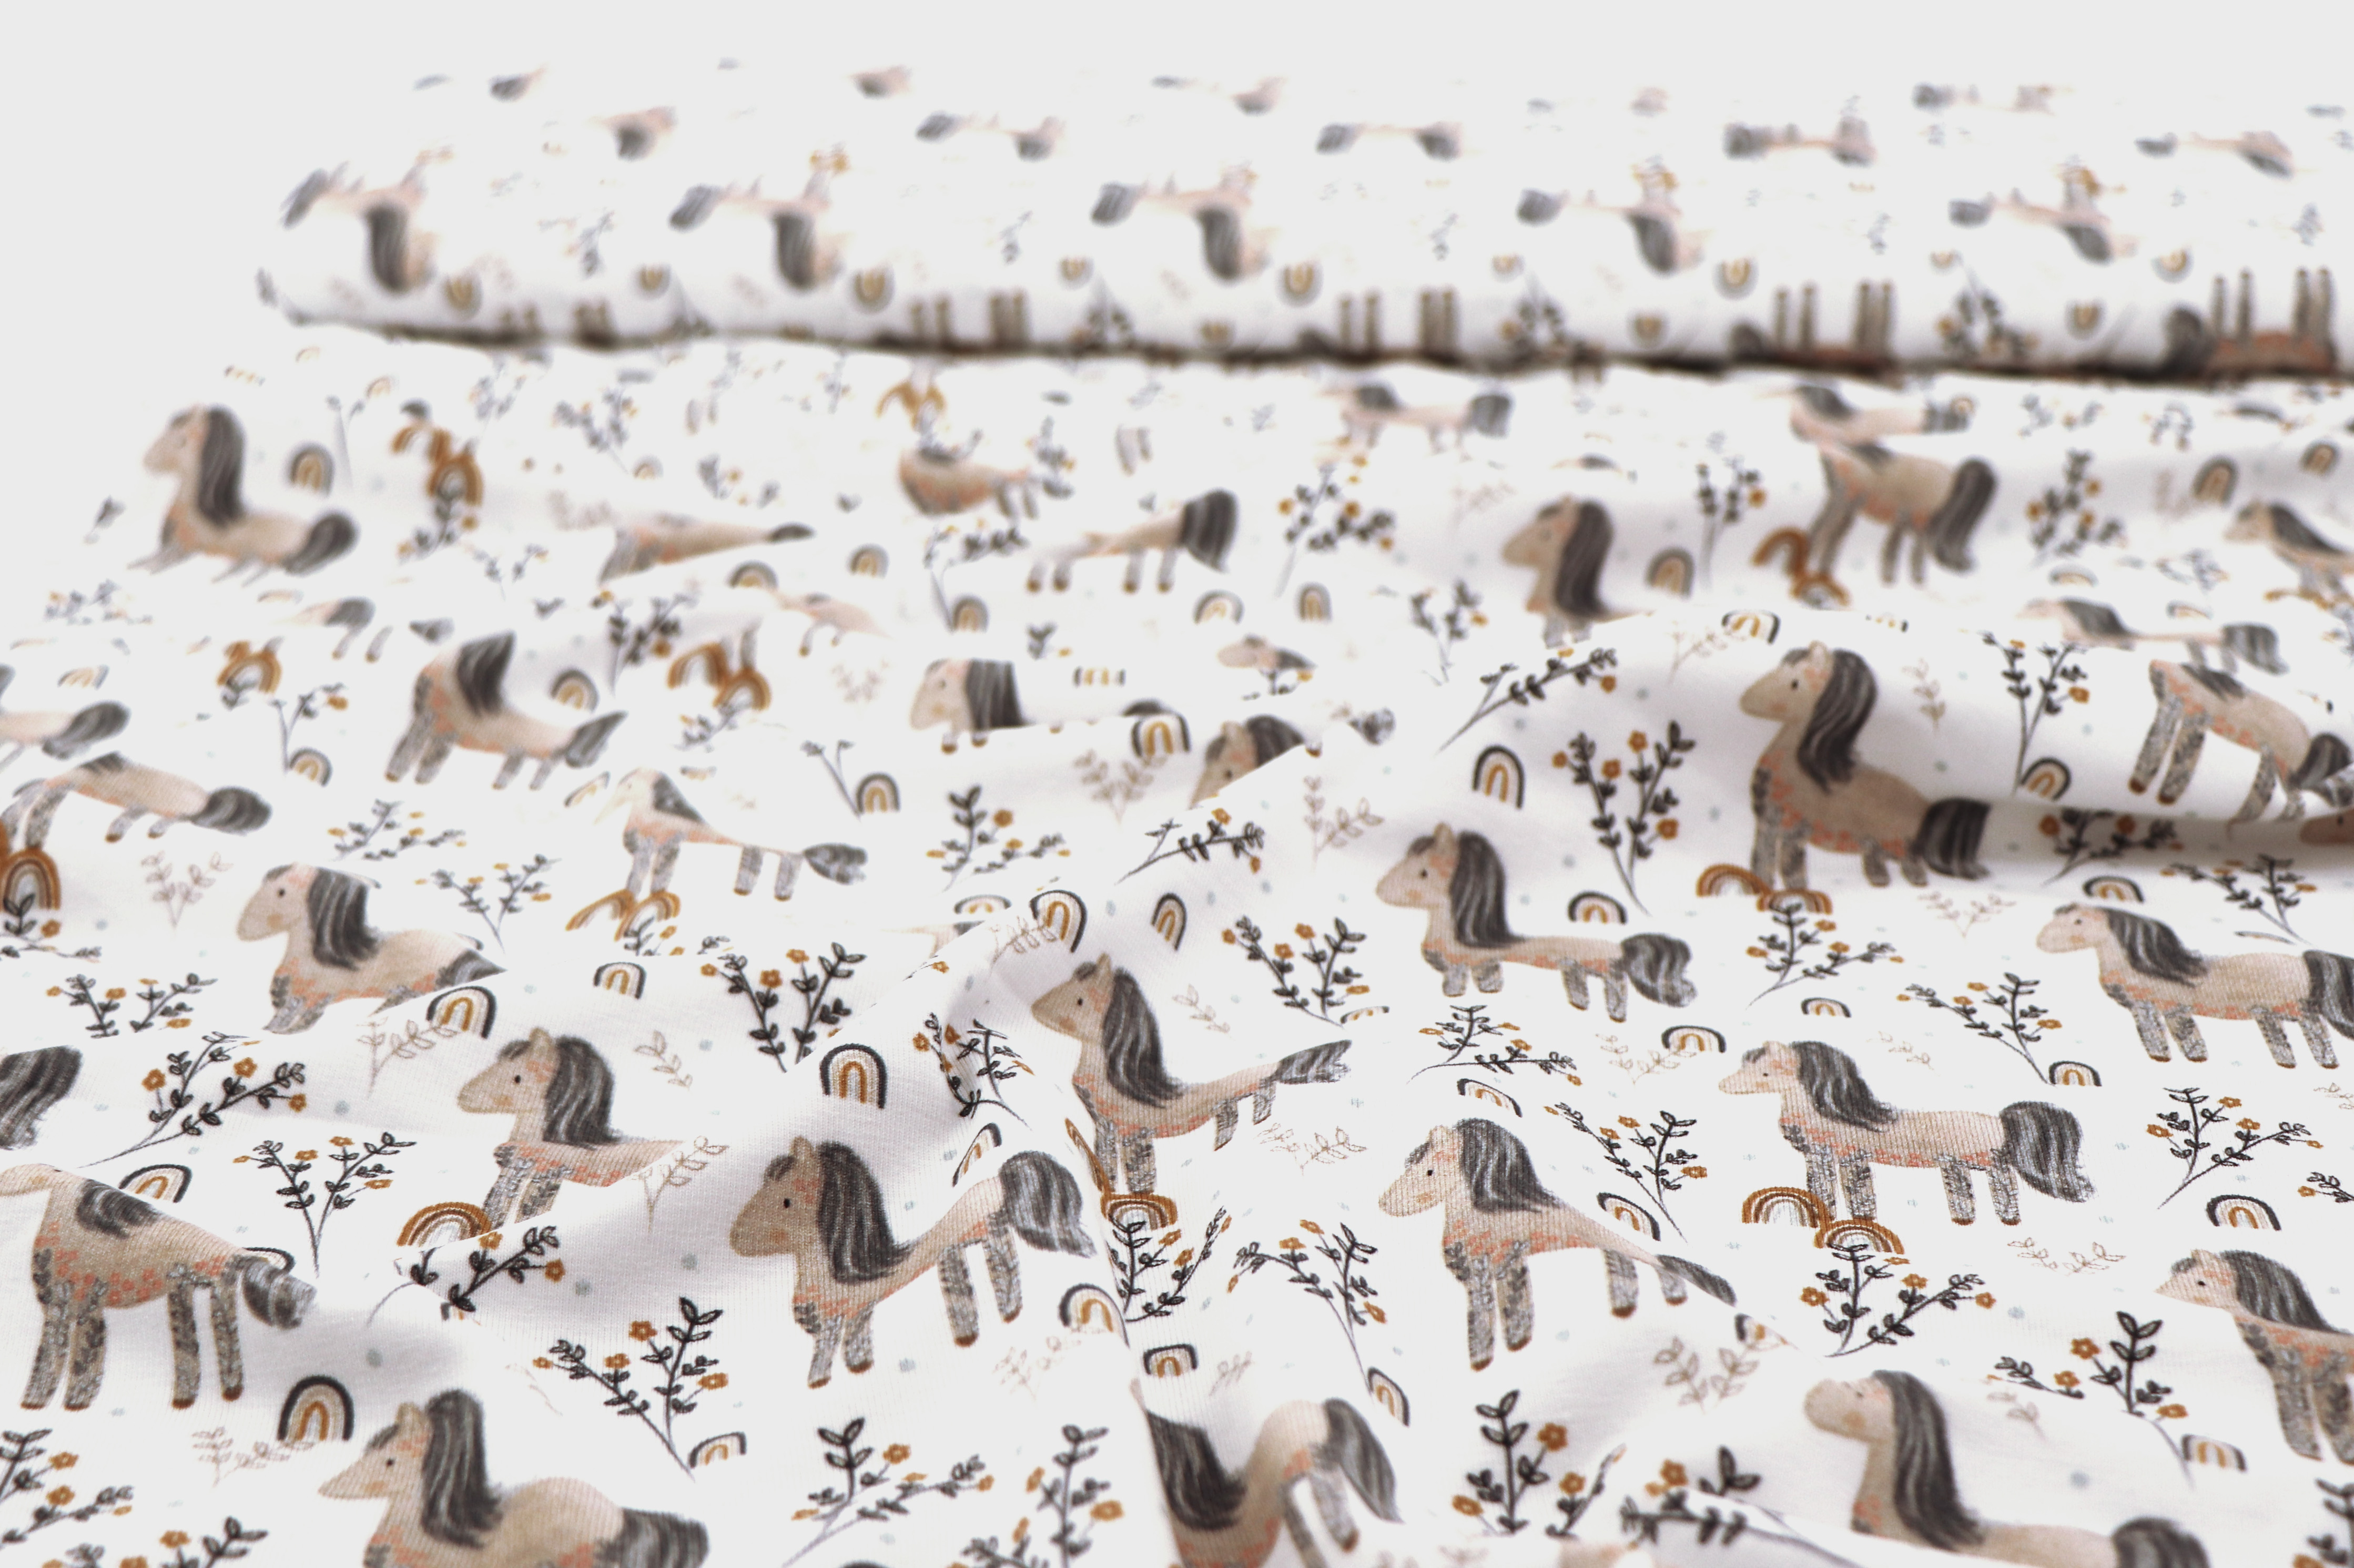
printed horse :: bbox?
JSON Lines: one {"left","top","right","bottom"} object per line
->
{"left": 1027, "top": 488, "right": 1237, "bottom": 592}
{"left": 1502, "top": 498, "right": 1617, "bottom": 643}
{"left": 237, "top": 863, "right": 501, "bottom": 1034}
{"left": 0, "top": 680, "right": 126, "bottom": 777}
{"left": 576, "top": 768, "right": 864, "bottom": 931}
{"left": 0, "top": 1050, "right": 78, "bottom": 1152}
{"left": 387, "top": 631, "right": 627, "bottom": 790}
{"left": 2161, "top": 1249, "right": 2354, "bottom": 1465}
{"left": 0, "top": 1165, "right": 312, "bottom": 1411}
{"left": 1805, "top": 1371, "right": 2209, "bottom": 1564}
{"left": 138, "top": 406, "right": 357, "bottom": 579}
{"left": 1330, "top": 383, "right": 1511, "bottom": 450}
{"left": 1136, "top": 1382, "right": 1401, "bottom": 1568}
{"left": 1805, "top": 440, "right": 1994, "bottom": 589}
{"left": 2020, "top": 598, "right": 2286, "bottom": 674}
{"left": 1192, "top": 716, "right": 1305, "bottom": 805}
{"left": 1091, "top": 170, "right": 1274, "bottom": 281}
{"left": 1741, "top": 643, "right": 1988, "bottom": 888}
{"left": 2036, "top": 903, "right": 2353, "bottom": 1068}
{"left": 321, "top": 1389, "right": 708, "bottom": 1567}
{"left": 458, "top": 1030, "right": 681, "bottom": 1228}
{"left": 668, "top": 164, "right": 844, "bottom": 290}
{"left": 1378, "top": 1120, "right": 1733, "bottom": 1368}
{"left": 1725, "top": 114, "right": 1875, "bottom": 165}
{"left": 599, "top": 517, "right": 811, "bottom": 582}
{"left": 1374, "top": 826, "right": 1695, "bottom": 1020}
{"left": 1030, "top": 958, "right": 1350, "bottom": 1194}
{"left": 2130, "top": 660, "right": 2352, "bottom": 821}
{"left": 728, "top": 1137, "right": 1093, "bottom": 1386}
{"left": 282, "top": 167, "right": 434, "bottom": 293}
{"left": 910, "top": 658, "right": 1027, "bottom": 748}
{"left": 899, "top": 432, "right": 1067, "bottom": 518}
{"left": 1719, "top": 1041, "right": 2093, "bottom": 1225}
{"left": 2227, "top": 501, "right": 2353, "bottom": 601}
{"left": 4, "top": 755, "right": 269, "bottom": 849}
{"left": 1518, "top": 169, "right": 1706, "bottom": 275}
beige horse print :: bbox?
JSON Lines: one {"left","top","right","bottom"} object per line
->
{"left": 2018, "top": 598, "right": 2285, "bottom": 675}
{"left": 138, "top": 406, "right": 357, "bottom": 579}
{"left": 387, "top": 632, "right": 628, "bottom": 790}
{"left": 898, "top": 430, "right": 1068, "bottom": 518}
{"left": 1518, "top": 167, "right": 1707, "bottom": 275}
{"left": 667, "top": 164, "right": 845, "bottom": 291}
{"left": 1329, "top": 383, "right": 1511, "bottom": 450}
{"left": 1379, "top": 1120, "right": 1733, "bottom": 1368}
{"left": 728, "top": 1137, "right": 1093, "bottom": 1386}
{"left": 0, "top": 1165, "right": 312, "bottom": 1410}
{"left": 590, "top": 768, "right": 864, "bottom": 920}
{"left": 321, "top": 1389, "right": 708, "bottom": 1567}
{"left": 2036, "top": 903, "right": 2354, "bottom": 1067}
{"left": 4, "top": 755, "right": 269, "bottom": 850}
{"left": 1030, "top": 958, "right": 1350, "bottom": 1193}
{"left": 598, "top": 516, "right": 811, "bottom": 582}
{"left": 910, "top": 658, "right": 1028, "bottom": 747}
{"left": 2130, "top": 660, "right": 2352, "bottom": 822}
{"left": 458, "top": 1031, "right": 681, "bottom": 1229}
{"left": 282, "top": 167, "right": 435, "bottom": 293}
{"left": 1027, "top": 488, "right": 1237, "bottom": 592}
{"left": 1805, "top": 1371, "right": 2209, "bottom": 1564}
{"left": 1091, "top": 169, "right": 1275, "bottom": 281}
{"left": 2227, "top": 501, "right": 2354, "bottom": 600}
{"left": 1503, "top": 498, "right": 1618, "bottom": 643}
{"left": 1374, "top": 826, "right": 1696, "bottom": 1019}
{"left": 0, "top": 667, "right": 127, "bottom": 771}
{"left": 1742, "top": 643, "right": 1989, "bottom": 888}
{"left": 1719, "top": 1042, "right": 2094, "bottom": 1225}
{"left": 1135, "top": 1382, "right": 1401, "bottom": 1568}
{"left": 2161, "top": 1249, "right": 2354, "bottom": 1465}
{"left": 1192, "top": 716, "right": 1306, "bottom": 805}
{"left": 237, "top": 863, "right": 502, "bottom": 1034}
{"left": 1805, "top": 440, "right": 1994, "bottom": 588}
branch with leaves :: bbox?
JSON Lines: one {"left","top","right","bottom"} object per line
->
{"left": 2152, "top": 1086, "right": 2314, "bottom": 1206}
{"left": 960, "top": 1422, "right": 1118, "bottom": 1568}
{"left": 1559, "top": 724, "right": 1692, "bottom": 910}
{"left": 1224, "top": 916, "right": 1368, "bottom": 1024}
{"left": 1119, "top": 811, "right": 1264, "bottom": 882}
{"left": 1228, "top": 1219, "right": 1382, "bottom": 1372}
{"left": 920, "top": 1015, "right": 1027, "bottom": 1122}
{"left": 2163, "top": 854, "right": 2311, "bottom": 940}
{"left": 0, "top": 1428, "right": 134, "bottom": 1551}
{"left": 1457, "top": 1389, "right": 1564, "bottom": 1536}
{"left": 543, "top": 1298, "right": 724, "bottom": 1475}
{"left": 1982, "top": 634, "right": 2087, "bottom": 790}
{"left": 1418, "top": 1004, "right": 1576, "bottom": 1080}
{"left": 425, "top": 855, "right": 554, "bottom": 950}
{"left": 2041, "top": 809, "right": 2176, "bottom": 881}
{"left": 1805, "top": 1240, "right": 1989, "bottom": 1357}
{"left": 1750, "top": 903, "right": 1896, "bottom": 1001}
{"left": 1995, "top": 1311, "right": 2186, "bottom": 1464}
{"left": 244, "top": 1132, "right": 412, "bottom": 1272}
{"left": 331, "top": 800, "right": 463, "bottom": 862}
{"left": 1446, "top": 647, "right": 1618, "bottom": 749}
{"left": 405, "top": 1226, "right": 559, "bottom": 1320}
{"left": 1899, "top": 973, "right": 2057, "bottom": 1075}
{"left": 784, "top": 1419, "right": 986, "bottom": 1566}
{"left": 935, "top": 787, "right": 1064, "bottom": 887}
{"left": 109, "top": 1036, "right": 303, "bottom": 1162}
{"left": 1554, "top": 1105, "right": 1700, "bottom": 1233}
{"left": 1109, "top": 1207, "right": 1226, "bottom": 1326}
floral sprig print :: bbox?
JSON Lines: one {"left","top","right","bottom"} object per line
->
{"left": 1446, "top": 647, "right": 1618, "bottom": 749}
{"left": 784, "top": 1421, "right": 987, "bottom": 1567}
{"left": 1804, "top": 1240, "right": 1990, "bottom": 1357}
{"left": 1995, "top": 1312, "right": 2186, "bottom": 1461}
{"left": 1695, "top": 454, "right": 1765, "bottom": 582}
{"left": 2150, "top": 1086, "right": 2316, "bottom": 1207}
{"left": 1455, "top": 1390, "right": 1564, "bottom": 1536}
{"left": 0, "top": 1428, "right": 133, "bottom": 1550}
{"left": 424, "top": 854, "right": 554, "bottom": 950}
{"left": 543, "top": 1297, "right": 724, "bottom": 1475}
{"left": 919, "top": 1015, "right": 1027, "bottom": 1122}
{"left": 50, "top": 971, "right": 212, "bottom": 1037}
{"left": 1120, "top": 810, "right": 1264, "bottom": 881}
{"left": 109, "top": 1036, "right": 303, "bottom": 1162}
{"left": 1224, "top": 917, "right": 1368, "bottom": 1024}
{"left": 1419, "top": 1004, "right": 1577, "bottom": 1080}
{"left": 936, "top": 787, "right": 1066, "bottom": 887}
{"left": 1750, "top": 902, "right": 1897, "bottom": 1001}
{"left": 1899, "top": 973, "right": 2056, "bottom": 1075}
{"left": 1982, "top": 634, "right": 2087, "bottom": 791}
{"left": 603, "top": 592, "right": 694, "bottom": 685}
{"left": 404, "top": 1226, "right": 559, "bottom": 1321}
{"left": 2042, "top": 809, "right": 2177, "bottom": 881}
{"left": 2302, "top": 1173, "right": 2354, "bottom": 1205}
{"left": 1229, "top": 1219, "right": 1382, "bottom": 1373}
{"left": 2025, "top": 450, "right": 2124, "bottom": 563}
{"left": 1611, "top": 1448, "right": 1839, "bottom": 1556}
{"left": 1557, "top": 724, "right": 1692, "bottom": 911}
{"left": 960, "top": 1422, "right": 1120, "bottom": 1568}
{"left": 1276, "top": 458, "right": 1392, "bottom": 592}
{"left": 330, "top": 800, "right": 463, "bottom": 862}
{"left": 2162, "top": 854, "right": 2312, "bottom": 941}
{"left": 264, "top": 684, "right": 347, "bottom": 773}
{"left": 241, "top": 1132, "right": 413, "bottom": 1272}
{"left": 1109, "top": 1208, "right": 1226, "bottom": 1326}
{"left": 2307, "top": 1477, "right": 2354, "bottom": 1568}
{"left": 1408, "top": 581, "right": 1484, "bottom": 679}
{"left": 1553, "top": 1105, "right": 1700, "bottom": 1234}
{"left": 0, "top": 888, "right": 100, "bottom": 965}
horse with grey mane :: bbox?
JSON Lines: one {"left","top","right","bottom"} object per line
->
{"left": 0, "top": 1050, "right": 77, "bottom": 1152}
{"left": 0, "top": 1164, "right": 312, "bottom": 1411}
{"left": 909, "top": 658, "right": 1028, "bottom": 748}
{"left": 4, "top": 755, "right": 269, "bottom": 851}
{"left": 578, "top": 768, "right": 864, "bottom": 931}
{"left": 137, "top": 406, "right": 357, "bottom": 581}
{"left": 1331, "top": 383, "right": 1511, "bottom": 451}
{"left": 2130, "top": 659, "right": 2352, "bottom": 823}
{"left": 2227, "top": 500, "right": 2354, "bottom": 600}
{"left": 2162, "top": 1249, "right": 2354, "bottom": 1465}
{"left": 387, "top": 632, "right": 627, "bottom": 790}
{"left": 1192, "top": 715, "right": 1305, "bottom": 805}
{"left": 728, "top": 1136, "right": 1093, "bottom": 1386}
{"left": 458, "top": 1030, "right": 681, "bottom": 1229}
{"left": 321, "top": 1388, "right": 707, "bottom": 1566}
{"left": 1807, "top": 1370, "right": 2209, "bottom": 1564}
{"left": 1135, "top": 1381, "right": 1400, "bottom": 1568}
{"left": 282, "top": 167, "right": 435, "bottom": 294}
{"left": 1027, "top": 488, "right": 1237, "bottom": 593}
{"left": 0, "top": 668, "right": 127, "bottom": 771}
{"left": 1720, "top": 1041, "right": 2093, "bottom": 1225}
{"left": 237, "top": 863, "right": 501, "bottom": 1034}
{"left": 2020, "top": 597, "right": 2286, "bottom": 675}
{"left": 1379, "top": 1119, "right": 1734, "bottom": 1368}
{"left": 667, "top": 162, "right": 844, "bottom": 291}
{"left": 1501, "top": 497, "right": 1617, "bottom": 644}
{"left": 2037, "top": 903, "right": 2354, "bottom": 1068}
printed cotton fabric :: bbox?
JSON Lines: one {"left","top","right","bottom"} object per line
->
{"left": 7, "top": 58, "right": 2354, "bottom": 1568}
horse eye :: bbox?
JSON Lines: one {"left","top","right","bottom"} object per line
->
{"left": 781, "top": 1198, "right": 793, "bottom": 1208}
{"left": 513, "top": 1074, "right": 524, "bottom": 1084}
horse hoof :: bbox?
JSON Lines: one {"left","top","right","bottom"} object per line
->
{"left": 953, "top": 1333, "right": 978, "bottom": 1347}
{"left": 1953, "top": 1218, "right": 1973, "bottom": 1226}
{"left": 849, "top": 1361, "right": 873, "bottom": 1374}
{"left": 1002, "top": 1307, "right": 1021, "bottom": 1322}
{"left": 1612, "top": 1305, "right": 1635, "bottom": 1318}
{"left": 810, "top": 1377, "right": 830, "bottom": 1389}
{"left": 2001, "top": 1218, "right": 2021, "bottom": 1226}
{"left": 1470, "top": 1357, "right": 1491, "bottom": 1371}
{"left": 2127, "top": 780, "right": 2147, "bottom": 793}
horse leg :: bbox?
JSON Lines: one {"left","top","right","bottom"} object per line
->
{"left": 1897, "top": 844, "right": 1929, "bottom": 887}
{"left": 1778, "top": 830, "right": 1808, "bottom": 891}
{"left": 167, "top": 1277, "right": 203, "bottom": 1408}
{"left": 1985, "top": 1159, "right": 2021, "bottom": 1225}
{"left": 844, "top": 1308, "right": 877, "bottom": 1374}
{"left": 1561, "top": 964, "right": 1590, "bottom": 1012}
{"left": 519, "top": 1174, "right": 564, "bottom": 1218}
{"left": 1498, "top": 1245, "right": 1535, "bottom": 1352}
{"left": 210, "top": 1276, "right": 245, "bottom": 1402}
{"left": 1154, "top": 547, "right": 1178, "bottom": 593}
{"left": 105, "top": 807, "right": 144, "bottom": 842}
{"left": 1838, "top": 1153, "right": 1878, "bottom": 1219}
{"left": 796, "top": 1304, "right": 840, "bottom": 1387}
{"left": 1605, "top": 1249, "right": 1641, "bottom": 1318}
{"left": 2317, "top": 1370, "right": 2354, "bottom": 1463}
{"left": 1860, "top": 840, "right": 1892, "bottom": 888}
{"left": 1441, "top": 962, "right": 1468, "bottom": 998}
{"left": 1749, "top": 769, "right": 1779, "bottom": 884}
{"left": 414, "top": 732, "right": 456, "bottom": 785}
{"left": 2157, "top": 711, "right": 2209, "bottom": 806}
{"left": 384, "top": 711, "right": 434, "bottom": 782}
{"left": 1123, "top": 551, "right": 1142, "bottom": 594}
{"left": 62, "top": 1292, "right": 105, "bottom": 1411}
{"left": 2111, "top": 991, "right": 2173, "bottom": 1060}
{"left": 491, "top": 751, "right": 526, "bottom": 789}
{"left": 21, "top": 1253, "right": 67, "bottom": 1409}
{"left": 642, "top": 838, "right": 678, "bottom": 895}
{"left": 1878, "top": 520, "right": 1905, "bottom": 584}
{"left": 2130, "top": 699, "right": 2181, "bottom": 796}
{"left": 2267, "top": 1361, "right": 2323, "bottom": 1459}
{"left": 1306, "top": 1466, "right": 1358, "bottom": 1555}
{"left": 1444, "top": 1243, "right": 1498, "bottom": 1367}
{"left": 482, "top": 1152, "right": 527, "bottom": 1226}
{"left": 1936, "top": 1156, "right": 1977, "bottom": 1224}
{"left": 1474, "top": 960, "right": 1504, "bottom": 994}
{"left": 730, "top": 846, "right": 759, "bottom": 895}
{"left": 2243, "top": 1009, "right": 2298, "bottom": 1069}
{"left": 773, "top": 851, "right": 800, "bottom": 900}
{"left": 1251, "top": 1081, "right": 1277, "bottom": 1125}
{"left": 1601, "top": 963, "right": 1629, "bottom": 1023}
{"left": 1089, "top": 1108, "right": 1120, "bottom": 1189}
{"left": 938, "top": 1246, "right": 980, "bottom": 1347}
{"left": 1120, "top": 1129, "right": 1157, "bottom": 1194}
{"left": 2236, "top": 750, "right": 2281, "bottom": 824}
{"left": 983, "top": 1219, "right": 1021, "bottom": 1320}
{"left": 2166, "top": 1007, "right": 2208, "bottom": 1062}
{"left": 1281, "top": 1491, "right": 1336, "bottom": 1568}
{"left": 1804, "top": 1143, "right": 1839, "bottom": 1217}
{"left": 2296, "top": 1006, "right": 2341, "bottom": 1070}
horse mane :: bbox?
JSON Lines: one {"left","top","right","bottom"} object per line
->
{"left": 647, "top": 773, "right": 705, "bottom": 823}
{"left": 1143, "top": 1408, "right": 1249, "bottom": 1532}
{"left": 963, "top": 661, "right": 1026, "bottom": 732}
{"left": 1453, "top": 1118, "right": 1561, "bottom": 1214}
{"left": 2265, "top": 502, "right": 2349, "bottom": 555}
{"left": 0, "top": 1047, "right": 79, "bottom": 1149}
{"left": 1103, "top": 968, "right": 1184, "bottom": 1108}
{"left": 1354, "top": 382, "right": 1402, "bottom": 411}
{"left": 815, "top": 1141, "right": 915, "bottom": 1285}
{"left": 1447, "top": 831, "right": 1520, "bottom": 949}
{"left": 1318, "top": 1400, "right": 1403, "bottom": 1522}
{"left": 1178, "top": 489, "right": 1237, "bottom": 567}
{"left": 75, "top": 1180, "right": 161, "bottom": 1238}
{"left": 1242, "top": 716, "right": 1304, "bottom": 769}
{"left": 80, "top": 752, "right": 129, "bottom": 775}
{"left": 1872, "top": 1370, "right": 1985, "bottom": 1551}
{"left": 2096, "top": 907, "right": 2209, "bottom": 984}
{"left": 1550, "top": 501, "right": 1612, "bottom": 620}
{"left": 1795, "top": 383, "right": 1854, "bottom": 418}
{"left": 1785, "top": 1042, "right": 1899, "bottom": 1130}
{"left": 196, "top": 408, "right": 246, "bottom": 524}
{"left": 500, "top": 1035, "right": 620, "bottom": 1147}
{"left": 452, "top": 635, "right": 513, "bottom": 717}
{"left": 305, "top": 868, "right": 384, "bottom": 971}
{"left": 2180, "top": 663, "right": 2245, "bottom": 700}
{"left": 415, "top": 1390, "right": 505, "bottom": 1548}
{"left": 1793, "top": 648, "right": 1875, "bottom": 789}
{"left": 2187, "top": 1249, "right": 2343, "bottom": 1332}
{"left": 2059, "top": 598, "right": 2131, "bottom": 638}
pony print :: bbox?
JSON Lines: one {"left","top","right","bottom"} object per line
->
{"left": 138, "top": 406, "right": 357, "bottom": 579}
{"left": 237, "top": 863, "right": 502, "bottom": 1033}
{"left": 282, "top": 168, "right": 434, "bottom": 294}
{"left": 1719, "top": 1042, "right": 2093, "bottom": 1225}
{"left": 1518, "top": 167, "right": 1704, "bottom": 275}
{"left": 1136, "top": 1383, "right": 1401, "bottom": 1568}
{"left": 897, "top": 429, "right": 1069, "bottom": 518}
{"left": 727, "top": 1137, "right": 1092, "bottom": 1387}
{"left": 1030, "top": 958, "right": 1350, "bottom": 1194}
{"left": 1501, "top": 498, "right": 1616, "bottom": 644}
{"left": 1741, "top": 643, "right": 1988, "bottom": 888}
{"left": 1373, "top": 826, "right": 1695, "bottom": 1020}
{"left": 320, "top": 1389, "right": 708, "bottom": 1567}
{"left": 2227, "top": 500, "right": 2354, "bottom": 600}
{"left": 0, "top": 1049, "right": 78, "bottom": 1150}
{"left": 910, "top": 658, "right": 1026, "bottom": 747}
{"left": 1779, "top": 382, "right": 1974, "bottom": 449}
{"left": 1805, "top": 440, "right": 1994, "bottom": 588}
{"left": 387, "top": 632, "right": 628, "bottom": 790}
{"left": 1026, "top": 488, "right": 1237, "bottom": 592}
{"left": 2160, "top": 1249, "right": 2354, "bottom": 1465}
{"left": 0, "top": 668, "right": 127, "bottom": 770}
{"left": 2019, "top": 598, "right": 2286, "bottom": 675}
{"left": 0, "top": 1165, "right": 312, "bottom": 1410}
{"left": 597, "top": 516, "right": 811, "bottom": 582}
{"left": 668, "top": 165, "right": 844, "bottom": 291}
{"left": 1192, "top": 716, "right": 1304, "bottom": 805}
{"left": 914, "top": 111, "right": 1066, "bottom": 160}
{"left": 1331, "top": 383, "right": 1511, "bottom": 451}
{"left": 3, "top": 755, "right": 269, "bottom": 850}
{"left": 2037, "top": 903, "right": 2354, "bottom": 1068}
{"left": 1316, "top": 118, "right": 1461, "bottom": 158}
{"left": 1805, "top": 1371, "right": 2210, "bottom": 1564}
{"left": 1216, "top": 636, "right": 1313, "bottom": 677}
{"left": 2131, "top": 661, "right": 2352, "bottom": 822}
{"left": 1091, "top": 171, "right": 1274, "bottom": 282}
{"left": 1725, "top": 114, "right": 1875, "bottom": 165}
{"left": 458, "top": 1030, "right": 681, "bottom": 1228}
{"left": 1948, "top": 179, "right": 2134, "bottom": 264}
{"left": 596, "top": 768, "right": 864, "bottom": 912}
{"left": 1378, "top": 1120, "right": 1734, "bottom": 1368}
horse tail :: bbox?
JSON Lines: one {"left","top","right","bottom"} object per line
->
{"left": 282, "top": 513, "right": 357, "bottom": 576}
{"left": 2219, "top": 623, "right": 2287, "bottom": 674}
{"left": 230, "top": 1251, "right": 316, "bottom": 1329}
{"left": 1517, "top": 189, "right": 1563, "bottom": 225}
{"left": 2305, "top": 950, "right": 2354, "bottom": 1041}
{"left": 435, "top": 948, "right": 505, "bottom": 989}
{"left": 768, "top": 523, "right": 813, "bottom": 543}
{"left": 188, "top": 787, "right": 273, "bottom": 834}
{"left": 42, "top": 702, "right": 128, "bottom": 759}
{"left": 1195, "top": 207, "right": 1243, "bottom": 281}
{"left": 668, "top": 186, "right": 721, "bottom": 230}
{"left": 598, "top": 529, "right": 646, "bottom": 582}
{"left": 565, "top": 711, "right": 627, "bottom": 767}
{"left": 1466, "top": 393, "right": 1513, "bottom": 439}
{"left": 2287, "top": 732, "right": 2354, "bottom": 803}
{"left": 282, "top": 169, "right": 330, "bottom": 227}
{"left": 1267, "top": 1041, "right": 1351, "bottom": 1085}
{"left": 1999, "top": 1103, "right": 2095, "bottom": 1201}
{"left": 603, "top": 1509, "right": 711, "bottom": 1568}
{"left": 1926, "top": 459, "right": 1995, "bottom": 572}
{"left": 1620, "top": 934, "right": 1696, "bottom": 1006}
{"left": 2109, "top": 1517, "right": 2210, "bottom": 1568}
{"left": 1318, "top": 1400, "right": 1403, "bottom": 1523}
{"left": 1316, "top": 123, "right": 1359, "bottom": 154}
{"left": 1180, "top": 490, "right": 1237, "bottom": 568}
{"left": 800, "top": 843, "right": 867, "bottom": 884}
{"left": 772, "top": 211, "right": 818, "bottom": 289}
{"left": 994, "top": 1152, "right": 1094, "bottom": 1256}
{"left": 364, "top": 205, "right": 413, "bottom": 293}
{"left": 1658, "top": 1255, "right": 1737, "bottom": 1305}
{"left": 2159, "top": 307, "right": 2216, "bottom": 378}
{"left": 1915, "top": 799, "right": 1989, "bottom": 879}
{"left": 1724, "top": 123, "right": 1769, "bottom": 158}
{"left": 1091, "top": 184, "right": 1138, "bottom": 225}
